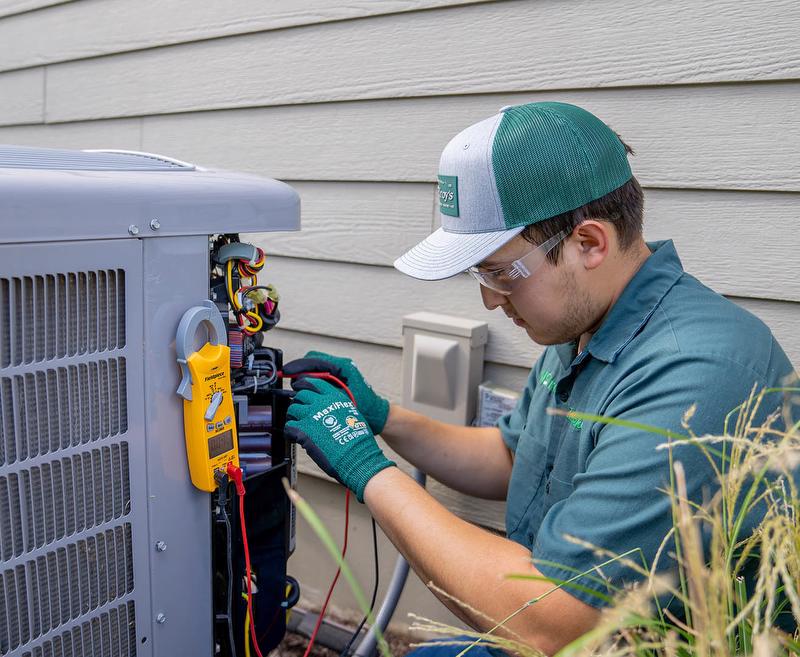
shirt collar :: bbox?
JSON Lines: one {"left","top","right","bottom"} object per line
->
{"left": 584, "top": 240, "right": 684, "bottom": 364}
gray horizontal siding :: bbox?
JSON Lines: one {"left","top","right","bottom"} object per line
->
{"left": 0, "top": 0, "right": 799, "bottom": 125}
{"left": 1, "top": 84, "right": 799, "bottom": 192}
{"left": 0, "top": 67, "right": 43, "bottom": 124}
{"left": 0, "top": 0, "right": 71, "bottom": 19}
{"left": 0, "top": 0, "right": 489, "bottom": 71}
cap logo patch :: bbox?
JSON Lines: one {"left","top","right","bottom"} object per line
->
{"left": 438, "top": 175, "right": 459, "bottom": 217}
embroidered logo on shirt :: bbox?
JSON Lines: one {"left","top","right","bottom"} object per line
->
{"left": 540, "top": 370, "right": 582, "bottom": 430}
{"left": 539, "top": 370, "right": 557, "bottom": 393}
{"left": 566, "top": 408, "right": 583, "bottom": 431}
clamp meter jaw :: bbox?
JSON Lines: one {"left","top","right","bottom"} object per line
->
{"left": 177, "top": 301, "right": 239, "bottom": 492}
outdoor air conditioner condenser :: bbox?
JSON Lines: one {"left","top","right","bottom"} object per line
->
{"left": 0, "top": 145, "right": 301, "bottom": 657}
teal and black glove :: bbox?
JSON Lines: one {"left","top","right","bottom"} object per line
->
{"left": 284, "top": 377, "right": 395, "bottom": 502}
{"left": 283, "top": 351, "right": 390, "bottom": 434}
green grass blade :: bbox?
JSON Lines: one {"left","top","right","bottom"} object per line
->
{"left": 282, "top": 480, "right": 392, "bottom": 657}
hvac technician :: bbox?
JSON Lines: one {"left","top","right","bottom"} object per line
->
{"left": 283, "top": 103, "right": 797, "bottom": 654}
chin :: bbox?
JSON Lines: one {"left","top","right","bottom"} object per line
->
{"left": 525, "top": 325, "right": 574, "bottom": 347}
{"left": 524, "top": 325, "right": 553, "bottom": 345}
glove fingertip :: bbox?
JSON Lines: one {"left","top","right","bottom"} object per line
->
{"left": 282, "top": 357, "right": 317, "bottom": 376}
{"left": 290, "top": 377, "right": 323, "bottom": 394}
{"left": 305, "top": 351, "right": 347, "bottom": 371}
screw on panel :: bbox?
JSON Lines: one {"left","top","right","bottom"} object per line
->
{"left": 156, "top": 613, "right": 167, "bottom": 624}
{"left": 150, "top": 219, "right": 161, "bottom": 231}
{"left": 128, "top": 225, "right": 140, "bottom": 236}
{"left": 155, "top": 541, "right": 167, "bottom": 552}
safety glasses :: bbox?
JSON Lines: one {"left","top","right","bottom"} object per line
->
{"left": 467, "top": 230, "right": 569, "bottom": 295}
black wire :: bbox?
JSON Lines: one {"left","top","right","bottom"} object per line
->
{"left": 339, "top": 517, "right": 380, "bottom": 657}
{"left": 218, "top": 482, "right": 238, "bottom": 657}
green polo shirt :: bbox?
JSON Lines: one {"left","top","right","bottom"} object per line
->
{"left": 498, "top": 240, "right": 797, "bottom": 616}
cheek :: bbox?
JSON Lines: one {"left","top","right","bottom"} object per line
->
{"left": 517, "top": 273, "right": 558, "bottom": 306}
{"left": 513, "top": 275, "right": 571, "bottom": 327}
{"left": 511, "top": 283, "right": 551, "bottom": 323}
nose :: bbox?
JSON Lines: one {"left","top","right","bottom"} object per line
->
{"left": 480, "top": 284, "right": 507, "bottom": 311}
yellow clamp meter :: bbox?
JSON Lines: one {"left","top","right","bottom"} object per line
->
{"left": 176, "top": 301, "right": 239, "bottom": 492}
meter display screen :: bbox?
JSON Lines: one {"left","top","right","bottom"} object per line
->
{"left": 208, "top": 429, "right": 234, "bottom": 458}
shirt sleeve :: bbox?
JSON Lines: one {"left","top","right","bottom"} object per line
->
{"left": 532, "top": 353, "right": 781, "bottom": 609}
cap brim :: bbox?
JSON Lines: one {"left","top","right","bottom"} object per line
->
{"left": 394, "top": 225, "right": 525, "bottom": 280}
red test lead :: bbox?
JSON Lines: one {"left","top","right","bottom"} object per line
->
{"left": 226, "top": 462, "right": 265, "bottom": 657}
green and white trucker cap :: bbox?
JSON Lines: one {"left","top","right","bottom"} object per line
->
{"left": 394, "top": 102, "right": 633, "bottom": 280}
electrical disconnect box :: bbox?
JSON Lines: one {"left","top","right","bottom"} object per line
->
{"left": 0, "top": 146, "right": 300, "bottom": 657}
{"left": 401, "top": 312, "right": 488, "bottom": 424}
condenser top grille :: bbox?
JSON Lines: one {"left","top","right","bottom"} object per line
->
{"left": 0, "top": 146, "right": 194, "bottom": 171}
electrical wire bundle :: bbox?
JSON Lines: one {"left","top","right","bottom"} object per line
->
{"left": 231, "top": 350, "right": 279, "bottom": 392}
{"left": 224, "top": 247, "right": 280, "bottom": 335}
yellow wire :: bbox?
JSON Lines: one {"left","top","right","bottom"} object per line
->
{"left": 243, "top": 310, "right": 263, "bottom": 334}
{"left": 226, "top": 260, "right": 240, "bottom": 312}
{"left": 285, "top": 582, "right": 293, "bottom": 624}
{"left": 242, "top": 592, "right": 251, "bottom": 657}
{"left": 227, "top": 259, "right": 264, "bottom": 334}
{"left": 240, "top": 581, "right": 293, "bottom": 657}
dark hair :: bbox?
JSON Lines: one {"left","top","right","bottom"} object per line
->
{"left": 520, "top": 138, "right": 644, "bottom": 264}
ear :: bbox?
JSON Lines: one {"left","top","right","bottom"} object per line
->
{"left": 571, "top": 220, "right": 609, "bottom": 270}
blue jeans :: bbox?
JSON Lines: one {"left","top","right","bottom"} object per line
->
{"left": 405, "top": 635, "right": 508, "bottom": 657}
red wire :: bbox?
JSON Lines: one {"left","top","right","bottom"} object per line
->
{"left": 283, "top": 371, "right": 355, "bottom": 657}
{"left": 226, "top": 463, "right": 264, "bottom": 657}
{"left": 286, "top": 371, "right": 356, "bottom": 405}
{"left": 302, "top": 490, "right": 350, "bottom": 657}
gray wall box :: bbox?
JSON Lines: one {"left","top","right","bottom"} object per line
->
{"left": 0, "top": 146, "right": 299, "bottom": 657}
{"left": 401, "top": 312, "right": 488, "bottom": 424}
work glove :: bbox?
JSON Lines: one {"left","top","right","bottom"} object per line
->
{"left": 282, "top": 351, "right": 390, "bottom": 434}
{"left": 284, "top": 377, "right": 395, "bottom": 502}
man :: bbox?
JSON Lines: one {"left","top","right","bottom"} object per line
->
{"left": 283, "top": 102, "right": 797, "bottom": 654}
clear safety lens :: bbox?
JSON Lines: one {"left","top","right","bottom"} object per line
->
{"left": 467, "top": 230, "right": 568, "bottom": 295}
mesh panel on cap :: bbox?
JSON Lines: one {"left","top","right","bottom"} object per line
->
{"left": 492, "top": 102, "right": 632, "bottom": 228}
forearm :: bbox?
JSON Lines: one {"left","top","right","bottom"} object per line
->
{"left": 380, "top": 404, "right": 513, "bottom": 500}
{"left": 363, "top": 467, "right": 599, "bottom": 655}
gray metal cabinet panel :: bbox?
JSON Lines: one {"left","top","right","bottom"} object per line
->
{"left": 141, "top": 235, "right": 214, "bottom": 657}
